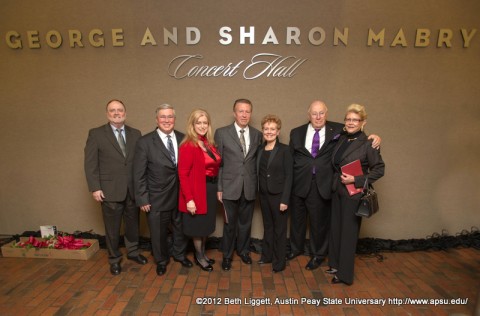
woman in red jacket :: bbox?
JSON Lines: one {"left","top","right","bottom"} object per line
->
{"left": 178, "top": 109, "right": 221, "bottom": 272}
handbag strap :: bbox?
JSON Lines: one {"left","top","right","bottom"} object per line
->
{"left": 362, "top": 177, "right": 369, "bottom": 194}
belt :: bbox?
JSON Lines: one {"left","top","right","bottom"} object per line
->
{"left": 206, "top": 176, "right": 218, "bottom": 183}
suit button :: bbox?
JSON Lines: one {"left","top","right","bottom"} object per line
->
{"left": 267, "top": 175, "right": 270, "bottom": 177}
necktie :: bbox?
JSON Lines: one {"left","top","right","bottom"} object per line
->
{"left": 167, "top": 135, "right": 176, "bottom": 165}
{"left": 116, "top": 128, "right": 126, "bottom": 157}
{"left": 239, "top": 129, "right": 247, "bottom": 157}
{"left": 311, "top": 129, "right": 320, "bottom": 157}
{"left": 311, "top": 129, "right": 320, "bottom": 174}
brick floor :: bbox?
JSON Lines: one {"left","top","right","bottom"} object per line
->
{"left": 0, "top": 247, "right": 478, "bottom": 315}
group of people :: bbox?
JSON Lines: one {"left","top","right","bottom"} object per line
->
{"left": 84, "top": 98, "right": 384, "bottom": 285}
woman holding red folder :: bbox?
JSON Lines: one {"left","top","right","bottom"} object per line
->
{"left": 327, "top": 104, "right": 385, "bottom": 285}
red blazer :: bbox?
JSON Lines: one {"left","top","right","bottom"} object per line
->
{"left": 178, "top": 142, "right": 208, "bottom": 214}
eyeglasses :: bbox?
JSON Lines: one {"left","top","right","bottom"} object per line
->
{"left": 158, "top": 115, "right": 175, "bottom": 120}
{"left": 344, "top": 118, "right": 363, "bottom": 123}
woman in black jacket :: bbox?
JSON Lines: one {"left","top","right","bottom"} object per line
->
{"left": 256, "top": 115, "right": 293, "bottom": 273}
{"left": 328, "top": 104, "right": 385, "bottom": 285}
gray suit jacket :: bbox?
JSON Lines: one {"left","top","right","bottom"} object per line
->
{"left": 214, "top": 123, "right": 262, "bottom": 201}
{"left": 84, "top": 123, "right": 141, "bottom": 202}
{"left": 133, "top": 129, "right": 185, "bottom": 211}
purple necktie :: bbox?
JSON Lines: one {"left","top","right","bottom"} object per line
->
{"left": 311, "top": 129, "right": 320, "bottom": 157}
{"left": 312, "top": 129, "right": 320, "bottom": 174}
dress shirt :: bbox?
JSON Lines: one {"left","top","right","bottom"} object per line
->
{"left": 304, "top": 124, "right": 326, "bottom": 154}
{"left": 157, "top": 128, "right": 178, "bottom": 164}
{"left": 110, "top": 124, "right": 125, "bottom": 143}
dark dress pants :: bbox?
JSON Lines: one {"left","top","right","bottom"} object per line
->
{"left": 148, "top": 207, "right": 188, "bottom": 265}
{"left": 221, "top": 192, "right": 255, "bottom": 259}
{"left": 259, "top": 191, "right": 288, "bottom": 271}
{"left": 289, "top": 177, "right": 331, "bottom": 259}
{"left": 101, "top": 192, "right": 140, "bottom": 264}
{"left": 328, "top": 193, "right": 362, "bottom": 285}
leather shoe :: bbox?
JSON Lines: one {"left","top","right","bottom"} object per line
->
{"left": 273, "top": 267, "right": 285, "bottom": 273}
{"left": 325, "top": 267, "right": 338, "bottom": 274}
{"left": 286, "top": 252, "right": 300, "bottom": 261}
{"left": 195, "top": 256, "right": 213, "bottom": 272}
{"left": 156, "top": 264, "right": 167, "bottom": 276}
{"left": 206, "top": 258, "right": 215, "bottom": 264}
{"left": 257, "top": 259, "right": 272, "bottom": 264}
{"left": 239, "top": 253, "right": 252, "bottom": 264}
{"left": 305, "top": 257, "right": 323, "bottom": 270}
{"left": 331, "top": 276, "right": 348, "bottom": 285}
{"left": 127, "top": 254, "right": 148, "bottom": 265}
{"left": 110, "top": 263, "right": 121, "bottom": 275}
{"left": 222, "top": 258, "right": 232, "bottom": 271}
{"left": 174, "top": 257, "right": 193, "bottom": 268}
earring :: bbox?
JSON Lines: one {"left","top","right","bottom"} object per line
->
{"left": 343, "top": 126, "right": 346, "bottom": 132}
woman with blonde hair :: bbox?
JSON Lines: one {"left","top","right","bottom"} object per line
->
{"left": 328, "top": 104, "right": 385, "bottom": 285}
{"left": 178, "top": 109, "right": 221, "bottom": 272}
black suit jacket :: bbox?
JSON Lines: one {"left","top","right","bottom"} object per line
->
{"left": 84, "top": 124, "right": 141, "bottom": 202}
{"left": 331, "top": 132, "right": 385, "bottom": 198}
{"left": 289, "top": 121, "right": 344, "bottom": 200}
{"left": 256, "top": 141, "right": 293, "bottom": 205}
{"left": 133, "top": 129, "right": 185, "bottom": 211}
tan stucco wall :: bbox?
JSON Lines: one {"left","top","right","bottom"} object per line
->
{"left": 1, "top": 0, "right": 479, "bottom": 239}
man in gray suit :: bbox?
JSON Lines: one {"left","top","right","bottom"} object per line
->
{"left": 214, "top": 99, "right": 263, "bottom": 271}
{"left": 84, "top": 99, "right": 147, "bottom": 276}
{"left": 133, "top": 104, "right": 192, "bottom": 276}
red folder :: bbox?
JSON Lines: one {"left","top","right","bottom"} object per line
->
{"left": 341, "top": 159, "right": 363, "bottom": 196}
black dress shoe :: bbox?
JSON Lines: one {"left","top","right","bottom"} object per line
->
{"left": 110, "top": 263, "right": 121, "bottom": 275}
{"left": 305, "top": 257, "right": 323, "bottom": 270}
{"left": 174, "top": 257, "right": 193, "bottom": 268}
{"left": 325, "top": 267, "right": 338, "bottom": 274}
{"left": 206, "top": 258, "right": 215, "bottom": 264}
{"left": 156, "top": 264, "right": 167, "bottom": 276}
{"left": 239, "top": 253, "right": 252, "bottom": 264}
{"left": 286, "top": 252, "right": 300, "bottom": 261}
{"left": 127, "top": 254, "right": 148, "bottom": 265}
{"left": 273, "top": 266, "right": 285, "bottom": 273}
{"left": 222, "top": 258, "right": 232, "bottom": 271}
{"left": 257, "top": 259, "right": 272, "bottom": 264}
{"left": 195, "top": 256, "right": 213, "bottom": 272}
{"left": 331, "top": 276, "right": 345, "bottom": 284}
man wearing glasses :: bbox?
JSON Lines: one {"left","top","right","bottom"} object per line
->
{"left": 133, "top": 104, "right": 192, "bottom": 276}
{"left": 287, "top": 100, "right": 381, "bottom": 271}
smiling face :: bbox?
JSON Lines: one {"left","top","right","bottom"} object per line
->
{"left": 262, "top": 121, "right": 280, "bottom": 143}
{"left": 308, "top": 101, "right": 328, "bottom": 129}
{"left": 106, "top": 100, "right": 126, "bottom": 128}
{"left": 194, "top": 114, "right": 209, "bottom": 136}
{"left": 156, "top": 108, "right": 176, "bottom": 134}
{"left": 233, "top": 102, "right": 252, "bottom": 128}
{"left": 344, "top": 111, "right": 366, "bottom": 134}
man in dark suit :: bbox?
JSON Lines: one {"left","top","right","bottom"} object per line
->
{"left": 84, "top": 99, "right": 147, "bottom": 276}
{"left": 214, "top": 99, "right": 263, "bottom": 271}
{"left": 133, "top": 104, "right": 192, "bottom": 276}
{"left": 287, "top": 100, "right": 380, "bottom": 270}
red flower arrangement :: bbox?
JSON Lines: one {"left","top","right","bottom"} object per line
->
{"left": 13, "top": 235, "right": 92, "bottom": 250}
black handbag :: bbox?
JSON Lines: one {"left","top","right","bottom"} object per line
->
{"left": 355, "top": 177, "right": 379, "bottom": 218}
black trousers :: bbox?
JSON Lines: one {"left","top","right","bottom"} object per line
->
{"left": 328, "top": 193, "right": 362, "bottom": 285}
{"left": 259, "top": 191, "right": 288, "bottom": 271}
{"left": 147, "top": 207, "right": 189, "bottom": 265}
{"left": 101, "top": 192, "right": 140, "bottom": 264}
{"left": 289, "top": 177, "right": 331, "bottom": 259}
{"left": 221, "top": 192, "right": 255, "bottom": 259}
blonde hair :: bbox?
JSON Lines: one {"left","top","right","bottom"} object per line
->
{"left": 181, "top": 109, "right": 215, "bottom": 146}
{"left": 345, "top": 103, "right": 367, "bottom": 121}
